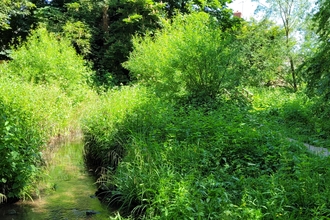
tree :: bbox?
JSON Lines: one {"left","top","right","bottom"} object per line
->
{"left": 32, "top": 0, "right": 164, "bottom": 86}
{"left": 237, "top": 18, "right": 287, "bottom": 87}
{"left": 124, "top": 12, "right": 243, "bottom": 103}
{"left": 2, "top": 0, "right": 241, "bottom": 86}
{"left": 302, "top": 0, "right": 330, "bottom": 100}
{"left": 0, "top": 0, "right": 35, "bottom": 30}
{"left": 0, "top": 0, "right": 36, "bottom": 59}
{"left": 296, "top": 0, "right": 330, "bottom": 134}
{"left": 253, "top": 0, "right": 312, "bottom": 91}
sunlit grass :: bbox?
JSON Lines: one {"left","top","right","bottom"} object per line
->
{"left": 82, "top": 85, "right": 330, "bottom": 219}
{"left": 250, "top": 87, "right": 330, "bottom": 148}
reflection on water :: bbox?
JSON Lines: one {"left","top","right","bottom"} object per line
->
{"left": 0, "top": 184, "right": 110, "bottom": 220}
{"left": 0, "top": 141, "right": 111, "bottom": 220}
{"left": 0, "top": 202, "right": 102, "bottom": 220}
{"left": 0, "top": 203, "right": 35, "bottom": 220}
{"left": 0, "top": 197, "right": 108, "bottom": 220}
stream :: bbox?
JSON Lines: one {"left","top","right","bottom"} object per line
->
{"left": 0, "top": 140, "right": 111, "bottom": 220}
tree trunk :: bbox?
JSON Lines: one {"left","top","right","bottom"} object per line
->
{"left": 102, "top": 6, "right": 109, "bottom": 33}
{"left": 289, "top": 56, "right": 297, "bottom": 91}
{"left": 285, "top": 27, "right": 297, "bottom": 92}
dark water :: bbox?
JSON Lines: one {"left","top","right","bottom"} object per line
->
{"left": 0, "top": 201, "right": 106, "bottom": 220}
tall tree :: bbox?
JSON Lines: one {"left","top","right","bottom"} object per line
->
{"left": 0, "top": 0, "right": 36, "bottom": 59}
{"left": 0, "top": 0, "right": 35, "bottom": 30}
{"left": 32, "top": 0, "right": 239, "bottom": 86}
{"left": 237, "top": 18, "right": 287, "bottom": 87}
{"left": 0, "top": 0, "right": 239, "bottom": 87}
{"left": 302, "top": 0, "right": 330, "bottom": 100}
{"left": 253, "top": 0, "right": 312, "bottom": 91}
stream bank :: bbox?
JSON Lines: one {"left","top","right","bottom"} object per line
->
{"left": 0, "top": 139, "right": 111, "bottom": 220}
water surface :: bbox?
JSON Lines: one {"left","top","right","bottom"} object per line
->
{"left": 0, "top": 141, "right": 111, "bottom": 219}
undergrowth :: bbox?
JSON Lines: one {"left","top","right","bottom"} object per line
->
{"left": 0, "top": 79, "right": 74, "bottom": 200}
{"left": 82, "top": 85, "right": 330, "bottom": 219}
{"left": 0, "top": 26, "right": 95, "bottom": 202}
{"left": 251, "top": 87, "right": 330, "bottom": 148}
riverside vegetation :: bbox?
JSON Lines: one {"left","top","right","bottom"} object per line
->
{"left": 82, "top": 13, "right": 330, "bottom": 219}
{"left": 0, "top": 27, "right": 97, "bottom": 205}
{"left": 0, "top": 5, "right": 330, "bottom": 220}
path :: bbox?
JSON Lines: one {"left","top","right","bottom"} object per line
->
{"left": 287, "top": 138, "right": 330, "bottom": 157}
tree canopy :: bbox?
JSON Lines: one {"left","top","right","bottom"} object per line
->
{"left": 0, "top": 0, "right": 240, "bottom": 86}
{"left": 302, "top": 0, "right": 330, "bottom": 100}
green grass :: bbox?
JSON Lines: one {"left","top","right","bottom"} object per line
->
{"left": 0, "top": 25, "right": 97, "bottom": 201}
{"left": 82, "top": 85, "right": 330, "bottom": 219}
{"left": 250, "top": 87, "right": 330, "bottom": 148}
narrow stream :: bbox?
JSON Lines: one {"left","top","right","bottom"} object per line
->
{"left": 0, "top": 140, "right": 111, "bottom": 219}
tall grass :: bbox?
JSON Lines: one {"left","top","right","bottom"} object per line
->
{"left": 0, "top": 26, "right": 96, "bottom": 201}
{"left": 82, "top": 85, "right": 156, "bottom": 172}
{"left": 251, "top": 87, "right": 330, "bottom": 147}
{"left": 82, "top": 85, "right": 330, "bottom": 219}
{"left": 0, "top": 79, "right": 75, "bottom": 200}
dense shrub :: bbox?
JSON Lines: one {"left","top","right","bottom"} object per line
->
{"left": 0, "top": 78, "right": 74, "bottom": 201}
{"left": 82, "top": 85, "right": 156, "bottom": 172}
{"left": 124, "top": 12, "right": 243, "bottom": 103}
{"left": 1, "top": 27, "right": 93, "bottom": 102}
{"left": 82, "top": 84, "right": 330, "bottom": 219}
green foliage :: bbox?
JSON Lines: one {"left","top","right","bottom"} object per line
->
{"left": 83, "top": 85, "right": 330, "bottom": 219}
{"left": 299, "top": 1, "right": 330, "bottom": 140}
{"left": 253, "top": 0, "right": 313, "bottom": 91}
{"left": 124, "top": 12, "right": 243, "bottom": 103}
{"left": 158, "top": 0, "right": 234, "bottom": 28}
{"left": 82, "top": 85, "right": 153, "bottom": 171}
{"left": 63, "top": 21, "right": 92, "bottom": 56}
{"left": 251, "top": 87, "right": 330, "bottom": 147}
{"left": 2, "top": 27, "right": 92, "bottom": 101}
{"left": 237, "top": 19, "right": 287, "bottom": 86}
{"left": 0, "top": 0, "right": 37, "bottom": 60}
{"left": 0, "top": 0, "right": 35, "bottom": 30}
{"left": 0, "top": 78, "right": 74, "bottom": 200}
{"left": 34, "top": 0, "right": 164, "bottom": 86}
{"left": 34, "top": 2, "right": 95, "bottom": 57}
{"left": 0, "top": 23, "right": 98, "bottom": 201}
{"left": 1, "top": 0, "right": 240, "bottom": 87}
{"left": 93, "top": 0, "right": 164, "bottom": 85}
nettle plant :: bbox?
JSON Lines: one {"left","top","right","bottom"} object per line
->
{"left": 124, "top": 12, "right": 243, "bottom": 102}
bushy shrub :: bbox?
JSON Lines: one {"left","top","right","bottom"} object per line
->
{"left": 124, "top": 12, "right": 243, "bottom": 103}
{"left": 1, "top": 27, "right": 92, "bottom": 101}
{"left": 83, "top": 83, "right": 330, "bottom": 219}
{"left": 82, "top": 85, "right": 157, "bottom": 171}
{"left": 0, "top": 78, "right": 74, "bottom": 200}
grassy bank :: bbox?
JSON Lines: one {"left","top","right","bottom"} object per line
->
{"left": 0, "top": 27, "right": 96, "bottom": 202}
{"left": 251, "top": 87, "right": 330, "bottom": 148}
{"left": 81, "top": 13, "right": 330, "bottom": 218}
{"left": 82, "top": 85, "right": 330, "bottom": 219}
{"left": 0, "top": 79, "right": 74, "bottom": 200}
